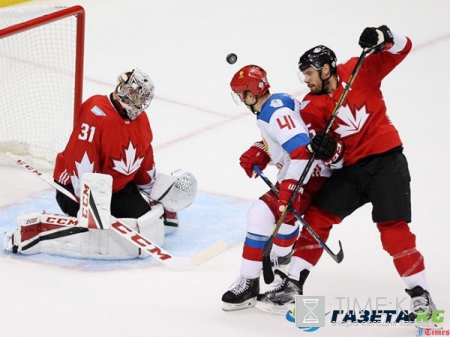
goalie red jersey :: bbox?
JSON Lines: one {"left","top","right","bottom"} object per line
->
{"left": 53, "top": 94, "right": 155, "bottom": 198}
{"left": 300, "top": 36, "right": 412, "bottom": 166}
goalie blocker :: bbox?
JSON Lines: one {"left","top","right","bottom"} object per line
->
{"left": 4, "top": 170, "right": 197, "bottom": 259}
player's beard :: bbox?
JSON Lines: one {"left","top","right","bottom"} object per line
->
{"left": 308, "top": 82, "right": 323, "bottom": 95}
{"left": 310, "top": 78, "right": 331, "bottom": 95}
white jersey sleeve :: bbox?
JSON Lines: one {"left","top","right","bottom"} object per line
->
{"left": 257, "top": 93, "right": 316, "bottom": 183}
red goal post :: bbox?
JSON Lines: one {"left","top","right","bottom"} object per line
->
{"left": 0, "top": 5, "right": 85, "bottom": 164}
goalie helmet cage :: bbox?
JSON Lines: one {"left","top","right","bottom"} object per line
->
{"left": 0, "top": 5, "right": 85, "bottom": 164}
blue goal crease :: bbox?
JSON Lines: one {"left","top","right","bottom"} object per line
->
{"left": 0, "top": 191, "right": 250, "bottom": 271}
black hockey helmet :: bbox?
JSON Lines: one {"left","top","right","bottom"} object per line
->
{"left": 298, "top": 45, "right": 337, "bottom": 74}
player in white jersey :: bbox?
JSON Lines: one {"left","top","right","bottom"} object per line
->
{"left": 221, "top": 65, "right": 333, "bottom": 311}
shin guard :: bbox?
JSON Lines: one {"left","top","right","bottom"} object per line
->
{"left": 377, "top": 220, "right": 425, "bottom": 277}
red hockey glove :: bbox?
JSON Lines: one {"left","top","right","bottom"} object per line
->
{"left": 276, "top": 179, "right": 302, "bottom": 224}
{"left": 239, "top": 141, "right": 271, "bottom": 178}
{"left": 307, "top": 131, "right": 345, "bottom": 164}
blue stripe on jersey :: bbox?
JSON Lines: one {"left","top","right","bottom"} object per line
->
{"left": 282, "top": 133, "right": 310, "bottom": 154}
{"left": 244, "top": 232, "right": 269, "bottom": 249}
{"left": 275, "top": 226, "right": 300, "bottom": 240}
{"left": 257, "top": 93, "right": 295, "bottom": 124}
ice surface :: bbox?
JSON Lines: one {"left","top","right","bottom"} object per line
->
{"left": 1, "top": 0, "right": 449, "bottom": 336}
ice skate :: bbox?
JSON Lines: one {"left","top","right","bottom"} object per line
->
{"left": 222, "top": 276, "right": 260, "bottom": 311}
{"left": 406, "top": 286, "right": 441, "bottom": 329}
{"left": 270, "top": 251, "right": 292, "bottom": 269}
{"left": 256, "top": 269, "right": 307, "bottom": 315}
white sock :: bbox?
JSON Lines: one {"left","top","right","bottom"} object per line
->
{"left": 240, "top": 258, "right": 262, "bottom": 280}
{"left": 288, "top": 256, "right": 313, "bottom": 281}
{"left": 402, "top": 271, "right": 429, "bottom": 291}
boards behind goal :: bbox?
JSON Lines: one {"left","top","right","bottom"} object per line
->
{"left": 0, "top": 5, "right": 85, "bottom": 164}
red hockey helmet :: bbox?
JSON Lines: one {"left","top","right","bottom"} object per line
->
{"left": 230, "top": 65, "right": 270, "bottom": 101}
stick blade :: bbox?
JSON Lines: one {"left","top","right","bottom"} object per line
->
{"left": 165, "top": 240, "right": 228, "bottom": 271}
{"left": 328, "top": 240, "right": 344, "bottom": 264}
{"left": 334, "top": 240, "right": 344, "bottom": 263}
{"left": 188, "top": 240, "right": 228, "bottom": 268}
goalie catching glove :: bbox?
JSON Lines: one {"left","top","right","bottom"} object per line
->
{"left": 150, "top": 169, "right": 197, "bottom": 212}
{"left": 307, "top": 131, "right": 345, "bottom": 165}
{"left": 240, "top": 141, "right": 271, "bottom": 178}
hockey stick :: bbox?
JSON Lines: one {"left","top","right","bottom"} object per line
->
{"left": 5, "top": 153, "right": 227, "bottom": 270}
{"left": 261, "top": 47, "right": 373, "bottom": 283}
{"left": 253, "top": 165, "right": 343, "bottom": 263}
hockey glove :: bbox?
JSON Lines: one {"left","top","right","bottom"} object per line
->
{"left": 307, "top": 131, "right": 345, "bottom": 164}
{"left": 276, "top": 179, "right": 302, "bottom": 225}
{"left": 359, "top": 25, "right": 394, "bottom": 53}
{"left": 239, "top": 141, "right": 271, "bottom": 178}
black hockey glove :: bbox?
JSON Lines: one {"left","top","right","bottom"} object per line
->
{"left": 307, "top": 131, "right": 339, "bottom": 161}
{"left": 359, "top": 25, "right": 394, "bottom": 53}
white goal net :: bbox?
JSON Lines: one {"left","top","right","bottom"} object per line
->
{"left": 0, "top": 5, "right": 85, "bottom": 164}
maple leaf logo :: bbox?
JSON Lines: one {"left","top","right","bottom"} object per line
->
{"left": 334, "top": 105, "right": 370, "bottom": 138}
{"left": 71, "top": 152, "right": 94, "bottom": 197}
{"left": 111, "top": 141, "right": 144, "bottom": 176}
{"left": 135, "top": 165, "right": 156, "bottom": 197}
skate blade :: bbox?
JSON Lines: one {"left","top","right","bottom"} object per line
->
{"left": 255, "top": 300, "right": 293, "bottom": 316}
{"left": 222, "top": 298, "right": 257, "bottom": 311}
{"left": 415, "top": 322, "right": 444, "bottom": 330}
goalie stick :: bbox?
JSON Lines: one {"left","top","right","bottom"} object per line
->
{"left": 260, "top": 47, "right": 374, "bottom": 283}
{"left": 253, "top": 165, "right": 343, "bottom": 263}
{"left": 5, "top": 153, "right": 227, "bottom": 270}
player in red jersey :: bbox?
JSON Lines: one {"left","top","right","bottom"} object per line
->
{"left": 257, "top": 26, "right": 437, "bottom": 323}
{"left": 53, "top": 68, "right": 178, "bottom": 229}
{"left": 2, "top": 69, "right": 199, "bottom": 259}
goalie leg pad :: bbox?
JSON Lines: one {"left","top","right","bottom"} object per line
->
{"left": 11, "top": 212, "right": 88, "bottom": 255}
{"left": 137, "top": 203, "right": 165, "bottom": 247}
{"left": 9, "top": 207, "right": 165, "bottom": 260}
{"left": 15, "top": 216, "right": 139, "bottom": 259}
{"left": 79, "top": 173, "right": 112, "bottom": 229}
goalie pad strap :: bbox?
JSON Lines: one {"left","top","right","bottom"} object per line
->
{"left": 22, "top": 227, "right": 88, "bottom": 251}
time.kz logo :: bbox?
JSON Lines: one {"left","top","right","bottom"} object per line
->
{"left": 285, "top": 295, "right": 445, "bottom": 332}
{"left": 286, "top": 308, "right": 331, "bottom": 332}
{"left": 285, "top": 296, "right": 329, "bottom": 332}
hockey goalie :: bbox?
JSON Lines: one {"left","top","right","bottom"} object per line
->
{"left": 3, "top": 68, "right": 197, "bottom": 259}
{"left": 3, "top": 170, "right": 197, "bottom": 259}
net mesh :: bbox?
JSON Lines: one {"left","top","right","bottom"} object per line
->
{"left": 0, "top": 6, "right": 80, "bottom": 163}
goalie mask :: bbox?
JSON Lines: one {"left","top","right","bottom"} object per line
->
{"left": 116, "top": 68, "right": 155, "bottom": 120}
{"left": 150, "top": 169, "right": 197, "bottom": 212}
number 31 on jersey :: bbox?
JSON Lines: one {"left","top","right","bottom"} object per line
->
{"left": 78, "top": 123, "right": 96, "bottom": 142}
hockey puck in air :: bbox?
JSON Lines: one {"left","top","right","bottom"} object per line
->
{"left": 226, "top": 53, "right": 237, "bottom": 64}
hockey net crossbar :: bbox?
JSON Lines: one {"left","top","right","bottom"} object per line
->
{"left": 0, "top": 5, "right": 85, "bottom": 164}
